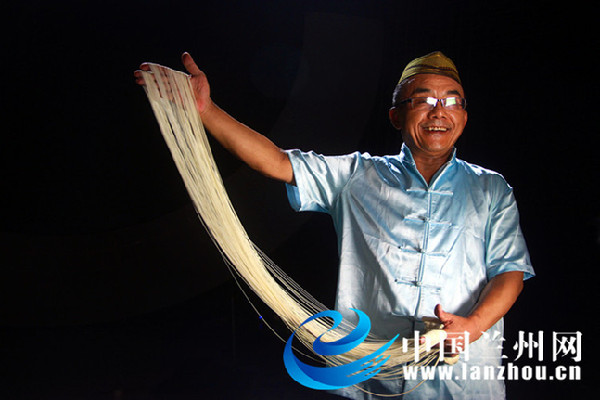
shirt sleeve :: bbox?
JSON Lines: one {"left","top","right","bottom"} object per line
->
{"left": 284, "top": 149, "right": 362, "bottom": 213}
{"left": 485, "top": 176, "right": 535, "bottom": 280}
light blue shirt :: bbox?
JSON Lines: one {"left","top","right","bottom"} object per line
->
{"left": 285, "top": 144, "right": 534, "bottom": 399}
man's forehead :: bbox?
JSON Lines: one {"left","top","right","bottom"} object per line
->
{"left": 403, "top": 74, "right": 465, "bottom": 97}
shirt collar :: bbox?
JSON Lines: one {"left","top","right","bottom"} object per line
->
{"left": 399, "top": 143, "right": 458, "bottom": 167}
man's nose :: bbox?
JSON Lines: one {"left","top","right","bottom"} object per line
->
{"left": 428, "top": 101, "right": 448, "bottom": 118}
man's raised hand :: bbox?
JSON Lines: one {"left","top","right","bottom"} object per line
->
{"left": 181, "top": 52, "right": 213, "bottom": 116}
{"left": 133, "top": 52, "right": 213, "bottom": 116}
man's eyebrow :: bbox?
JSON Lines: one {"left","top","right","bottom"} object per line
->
{"left": 411, "top": 87, "right": 431, "bottom": 95}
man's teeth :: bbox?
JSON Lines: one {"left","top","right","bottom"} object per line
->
{"left": 426, "top": 126, "right": 448, "bottom": 132}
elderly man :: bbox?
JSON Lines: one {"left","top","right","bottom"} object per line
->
{"left": 136, "top": 51, "right": 534, "bottom": 399}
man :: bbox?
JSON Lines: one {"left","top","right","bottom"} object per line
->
{"left": 135, "top": 51, "right": 534, "bottom": 399}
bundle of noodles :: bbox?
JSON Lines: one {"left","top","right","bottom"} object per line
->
{"left": 139, "top": 63, "right": 451, "bottom": 378}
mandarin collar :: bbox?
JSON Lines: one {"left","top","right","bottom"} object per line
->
{"left": 399, "top": 143, "right": 457, "bottom": 167}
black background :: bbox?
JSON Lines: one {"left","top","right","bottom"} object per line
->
{"left": 1, "top": 1, "right": 596, "bottom": 399}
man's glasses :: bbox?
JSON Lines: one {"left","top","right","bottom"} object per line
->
{"left": 398, "top": 97, "right": 467, "bottom": 111}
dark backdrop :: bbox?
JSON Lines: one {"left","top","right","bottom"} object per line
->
{"left": 1, "top": 1, "right": 595, "bottom": 399}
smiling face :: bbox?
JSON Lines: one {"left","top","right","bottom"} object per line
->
{"left": 389, "top": 74, "right": 468, "bottom": 161}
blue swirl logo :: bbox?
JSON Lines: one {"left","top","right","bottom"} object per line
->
{"left": 283, "top": 309, "right": 398, "bottom": 390}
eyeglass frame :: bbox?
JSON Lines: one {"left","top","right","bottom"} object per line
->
{"left": 396, "top": 96, "right": 467, "bottom": 111}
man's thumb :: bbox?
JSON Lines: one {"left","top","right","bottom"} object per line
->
{"left": 434, "top": 304, "right": 452, "bottom": 324}
{"left": 182, "top": 52, "right": 202, "bottom": 75}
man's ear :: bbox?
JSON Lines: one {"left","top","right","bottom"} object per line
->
{"left": 389, "top": 107, "right": 403, "bottom": 130}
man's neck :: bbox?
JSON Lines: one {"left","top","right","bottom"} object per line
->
{"left": 411, "top": 149, "right": 454, "bottom": 184}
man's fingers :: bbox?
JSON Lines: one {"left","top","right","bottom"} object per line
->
{"left": 133, "top": 68, "right": 157, "bottom": 86}
{"left": 134, "top": 63, "right": 153, "bottom": 86}
{"left": 134, "top": 64, "right": 165, "bottom": 88}
{"left": 133, "top": 70, "right": 146, "bottom": 85}
{"left": 182, "top": 52, "right": 202, "bottom": 76}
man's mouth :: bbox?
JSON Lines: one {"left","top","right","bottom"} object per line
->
{"left": 423, "top": 126, "right": 451, "bottom": 132}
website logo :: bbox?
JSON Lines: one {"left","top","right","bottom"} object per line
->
{"left": 283, "top": 308, "right": 398, "bottom": 390}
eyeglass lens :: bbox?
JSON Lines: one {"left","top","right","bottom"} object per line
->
{"left": 410, "top": 97, "right": 465, "bottom": 110}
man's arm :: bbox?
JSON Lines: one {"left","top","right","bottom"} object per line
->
{"left": 434, "top": 271, "right": 524, "bottom": 350}
{"left": 198, "top": 102, "right": 294, "bottom": 184}
{"left": 134, "top": 52, "right": 294, "bottom": 184}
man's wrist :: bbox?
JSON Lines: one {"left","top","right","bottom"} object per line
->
{"left": 465, "top": 313, "right": 485, "bottom": 341}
